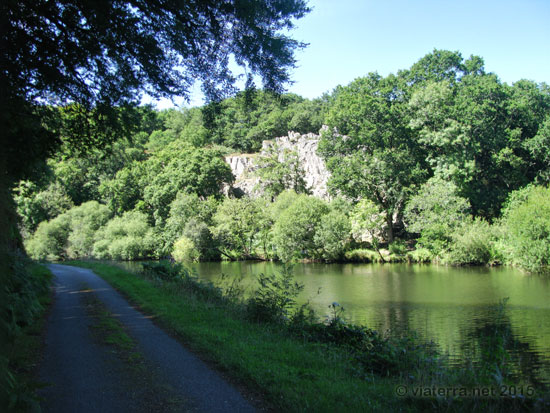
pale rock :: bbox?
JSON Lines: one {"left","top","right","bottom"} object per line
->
{"left": 225, "top": 130, "right": 331, "bottom": 199}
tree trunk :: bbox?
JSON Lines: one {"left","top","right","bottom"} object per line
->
{"left": 386, "top": 212, "right": 394, "bottom": 244}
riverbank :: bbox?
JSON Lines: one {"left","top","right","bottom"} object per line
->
{"left": 61, "top": 260, "right": 547, "bottom": 411}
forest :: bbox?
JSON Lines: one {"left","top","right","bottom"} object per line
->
{"left": 16, "top": 50, "right": 550, "bottom": 274}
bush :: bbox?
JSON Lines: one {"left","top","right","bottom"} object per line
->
{"left": 172, "top": 236, "right": 200, "bottom": 262}
{"left": 407, "top": 247, "right": 433, "bottom": 263}
{"left": 246, "top": 266, "right": 304, "bottom": 323}
{"left": 389, "top": 240, "right": 407, "bottom": 256}
{"left": 25, "top": 201, "right": 111, "bottom": 260}
{"left": 271, "top": 194, "right": 329, "bottom": 261}
{"left": 66, "top": 201, "right": 111, "bottom": 258}
{"left": 446, "top": 218, "right": 497, "bottom": 265}
{"left": 344, "top": 249, "right": 380, "bottom": 263}
{"left": 25, "top": 214, "right": 71, "bottom": 260}
{"left": 501, "top": 185, "right": 550, "bottom": 273}
{"left": 93, "top": 211, "right": 156, "bottom": 260}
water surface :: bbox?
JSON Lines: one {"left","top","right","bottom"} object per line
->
{"left": 191, "top": 261, "right": 550, "bottom": 383}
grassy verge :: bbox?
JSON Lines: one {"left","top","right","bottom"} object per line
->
{"left": 63, "top": 260, "right": 546, "bottom": 412}
{"left": 4, "top": 263, "right": 52, "bottom": 411}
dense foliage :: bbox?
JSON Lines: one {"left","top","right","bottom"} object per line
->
{"left": 2, "top": 0, "right": 310, "bottom": 182}
{"left": 16, "top": 50, "right": 550, "bottom": 274}
{"left": 501, "top": 186, "right": 550, "bottom": 272}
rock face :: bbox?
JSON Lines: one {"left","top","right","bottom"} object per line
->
{"left": 224, "top": 153, "right": 261, "bottom": 197}
{"left": 225, "top": 131, "right": 331, "bottom": 199}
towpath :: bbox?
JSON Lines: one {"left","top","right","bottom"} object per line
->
{"left": 38, "top": 264, "right": 256, "bottom": 413}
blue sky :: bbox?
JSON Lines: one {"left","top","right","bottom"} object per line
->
{"left": 153, "top": 0, "right": 550, "bottom": 108}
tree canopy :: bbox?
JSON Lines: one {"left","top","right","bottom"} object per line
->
{"left": 1, "top": 0, "right": 310, "bottom": 180}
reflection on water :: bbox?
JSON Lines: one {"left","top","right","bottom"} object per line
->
{"left": 119, "top": 260, "right": 550, "bottom": 384}
{"left": 459, "top": 299, "right": 549, "bottom": 386}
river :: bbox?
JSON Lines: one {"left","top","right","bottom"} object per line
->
{"left": 192, "top": 261, "right": 550, "bottom": 384}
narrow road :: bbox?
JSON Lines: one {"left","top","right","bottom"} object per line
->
{"left": 38, "top": 264, "right": 256, "bottom": 413}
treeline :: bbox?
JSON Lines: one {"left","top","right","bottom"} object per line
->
{"left": 17, "top": 50, "right": 550, "bottom": 272}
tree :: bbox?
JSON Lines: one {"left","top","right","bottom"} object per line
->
{"left": 350, "top": 199, "right": 386, "bottom": 262}
{"left": 93, "top": 211, "right": 156, "bottom": 260}
{"left": 202, "top": 90, "right": 313, "bottom": 151}
{"left": 314, "top": 199, "right": 352, "bottom": 262}
{"left": 271, "top": 194, "right": 329, "bottom": 262}
{"left": 14, "top": 181, "right": 74, "bottom": 237}
{"left": 162, "top": 193, "right": 219, "bottom": 257}
{"left": 25, "top": 201, "right": 111, "bottom": 260}
{"left": 254, "top": 144, "right": 310, "bottom": 199}
{"left": 501, "top": 185, "right": 550, "bottom": 273}
{"left": 181, "top": 219, "right": 220, "bottom": 261}
{"left": 2, "top": 0, "right": 310, "bottom": 181}
{"left": 319, "top": 73, "right": 428, "bottom": 242}
{"left": 523, "top": 116, "right": 550, "bottom": 184}
{"left": 49, "top": 136, "right": 147, "bottom": 206}
{"left": 408, "top": 65, "right": 549, "bottom": 218}
{"left": 212, "top": 197, "right": 265, "bottom": 259}
{"left": 99, "top": 161, "right": 148, "bottom": 215}
{"left": 404, "top": 176, "right": 471, "bottom": 255}
{"left": 172, "top": 236, "right": 200, "bottom": 263}
{"left": 142, "top": 143, "right": 234, "bottom": 225}
{"left": 1, "top": 1, "right": 309, "bottom": 403}
{"left": 405, "top": 49, "right": 483, "bottom": 86}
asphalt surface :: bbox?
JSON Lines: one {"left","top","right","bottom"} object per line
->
{"left": 38, "top": 264, "right": 256, "bottom": 413}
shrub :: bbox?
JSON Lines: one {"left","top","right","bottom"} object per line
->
{"left": 66, "top": 201, "right": 111, "bottom": 258}
{"left": 446, "top": 218, "right": 497, "bottom": 265}
{"left": 246, "top": 266, "right": 304, "bottom": 323}
{"left": 25, "top": 214, "right": 71, "bottom": 260}
{"left": 25, "top": 201, "right": 111, "bottom": 260}
{"left": 344, "top": 249, "right": 380, "bottom": 263}
{"left": 93, "top": 211, "right": 156, "bottom": 260}
{"left": 501, "top": 185, "right": 550, "bottom": 273}
{"left": 389, "top": 240, "right": 407, "bottom": 256}
{"left": 407, "top": 248, "right": 433, "bottom": 263}
{"left": 172, "top": 236, "right": 200, "bottom": 262}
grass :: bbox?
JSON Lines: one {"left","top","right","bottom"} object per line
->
{"left": 62, "top": 260, "right": 548, "bottom": 412}
{"left": 81, "top": 289, "right": 142, "bottom": 361}
{"left": 5, "top": 263, "right": 52, "bottom": 411}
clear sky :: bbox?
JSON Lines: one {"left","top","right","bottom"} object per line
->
{"left": 153, "top": 0, "right": 550, "bottom": 108}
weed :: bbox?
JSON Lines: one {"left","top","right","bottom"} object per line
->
{"left": 246, "top": 265, "right": 304, "bottom": 323}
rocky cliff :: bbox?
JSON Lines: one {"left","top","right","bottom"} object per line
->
{"left": 225, "top": 131, "right": 331, "bottom": 199}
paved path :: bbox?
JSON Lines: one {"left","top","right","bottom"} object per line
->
{"left": 38, "top": 264, "right": 256, "bottom": 413}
